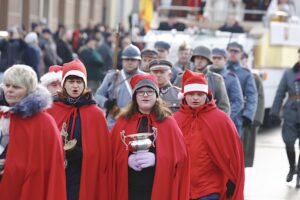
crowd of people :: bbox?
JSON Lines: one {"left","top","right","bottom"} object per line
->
{"left": 0, "top": 8, "right": 300, "bottom": 198}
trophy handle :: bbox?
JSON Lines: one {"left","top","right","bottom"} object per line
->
{"left": 120, "top": 130, "right": 128, "bottom": 151}
{"left": 151, "top": 127, "right": 158, "bottom": 147}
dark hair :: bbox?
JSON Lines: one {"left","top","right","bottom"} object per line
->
{"left": 119, "top": 97, "right": 172, "bottom": 122}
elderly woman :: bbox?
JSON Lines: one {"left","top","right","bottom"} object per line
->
{"left": 0, "top": 64, "right": 66, "bottom": 199}
{"left": 111, "top": 73, "right": 189, "bottom": 200}
{"left": 174, "top": 70, "right": 244, "bottom": 200}
{"left": 47, "top": 59, "right": 111, "bottom": 200}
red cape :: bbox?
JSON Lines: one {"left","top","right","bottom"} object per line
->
{"left": 0, "top": 112, "right": 66, "bottom": 200}
{"left": 174, "top": 100, "right": 245, "bottom": 200}
{"left": 111, "top": 114, "right": 189, "bottom": 200}
{"left": 47, "top": 102, "right": 111, "bottom": 200}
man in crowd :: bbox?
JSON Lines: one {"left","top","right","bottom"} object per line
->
{"left": 149, "top": 59, "right": 181, "bottom": 112}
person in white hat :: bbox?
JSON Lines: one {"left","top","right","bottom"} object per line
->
{"left": 174, "top": 70, "right": 245, "bottom": 200}
{"left": 47, "top": 59, "right": 111, "bottom": 200}
{"left": 0, "top": 64, "right": 66, "bottom": 199}
{"left": 40, "top": 65, "right": 62, "bottom": 96}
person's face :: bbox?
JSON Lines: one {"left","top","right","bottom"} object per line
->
{"left": 141, "top": 55, "right": 156, "bottom": 72}
{"left": 212, "top": 55, "right": 226, "bottom": 69}
{"left": 178, "top": 49, "right": 191, "bottom": 64}
{"left": 227, "top": 48, "right": 242, "bottom": 62}
{"left": 122, "top": 58, "right": 140, "bottom": 72}
{"left": 47, "top": 81, "right": 62, "bottom": 96}
{"left": 155, "top": 47, "right": 169, "bottom": 59}
{"left": 3, "top": 83, "right": 27, "bottom": 106}
{"left": 136, "top": 86, "right": 157, "bottom": 114}
{"left": 150, "top": 67, "right": 171, "bottom": 88}
{"left": 64, "top": 77, "right": 85, "bottom": 98}
{"left": 194, "top": 56, "right": 209, "bottom": 71}
{"left": 185, "top": 92, "right": 207, "bottom": 108}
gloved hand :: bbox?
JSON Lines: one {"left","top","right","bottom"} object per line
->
{"left": 226, "top": 179, "right": 236, "bottom": 198}
{"left": 242, "top": 116, "right": 252, "bottom": 127}
{"left": 128, "top": 154, "right": 142, "bottom": 171}
{"left": 104, "top": 99, "right": 116, "bottom": 111}
{"left": 135, "top": 151, "right": 156, "bottom": 169}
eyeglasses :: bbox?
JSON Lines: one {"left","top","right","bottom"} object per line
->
{"left": 228, "top": 49, "right": 241, "bottom": 54}
{"left": 136, "top": 90, "right": 156, "bottom": 96}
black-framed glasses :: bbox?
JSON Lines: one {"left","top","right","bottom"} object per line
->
{"left": 136, "top": 90, "right": 156, "bottom": 96}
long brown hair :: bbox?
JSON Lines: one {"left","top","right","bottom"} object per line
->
{"left": 119, "top": 97, "right": 172, "bottom": 122}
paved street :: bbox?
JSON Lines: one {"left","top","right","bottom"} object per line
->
{"left": 245, "top": 127, "right": 300, "bottom": 200}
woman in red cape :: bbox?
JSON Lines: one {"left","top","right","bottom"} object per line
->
{"left": 47, "top": 59, "right": 111, "bottom": 200}
{"left": 111, "top": 73, "right": 189, "bottom": 200}
{"left": 0, "top": 65, "right": 66, "bottom": 200}
{"left": 174, "top": 70, "right": 244, "bottom": 200}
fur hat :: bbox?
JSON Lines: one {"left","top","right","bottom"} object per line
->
{"left": 178, "top": 70, "right": 208, "bottom": 99}
{"left": 40, "top": 65, "right": 63, "bottom": 87}
{"left": 61, "top": 59, "right": 87, "bottom": 87}
{"left": 130, "top": 74, "right": 159, "bottom": 97}
{"left": 24, "top": 32, "right": 38, "bottom": 44}
{"left": 3, "top": 64, "right": 38, "bottom": 94}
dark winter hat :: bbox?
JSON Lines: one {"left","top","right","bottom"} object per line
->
{"left": 212, "top": 48, "right": 227, "bottom": 58}
{"left": 227, "top": 42, "right": 243, "bottom": 52}
{"left": 154, "top": 41, "right": 171, "bottom": 50}
{"left": 149, "top": 59, "right": 173, "bottom": 70}
{"left": 130, "top": 74, "right": 159, "bottom": 97}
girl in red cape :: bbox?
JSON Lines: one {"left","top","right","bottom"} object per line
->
{"left": 0, "top": 65, "right": 66, "bottom": 200}
{"left": 111, "top": 73, "right": 189, "bottom": 200}
{"left": 174, "top": 70, "right": 245, "bottom": 200}
{"left": 47, "top": 59, "right": 111, "bottom": 200}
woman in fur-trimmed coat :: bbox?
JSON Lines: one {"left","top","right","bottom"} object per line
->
{"left": 0, "top": 65, "right": 66, "bottom": 200}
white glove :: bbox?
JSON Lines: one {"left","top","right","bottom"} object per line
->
{"left": 135, "top": 151, "right": 156, "bottom": 169}
{"left": 128, "top": 154, "right": 142, "bottom": 171}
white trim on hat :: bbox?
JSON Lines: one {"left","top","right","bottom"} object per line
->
{"left": 150, "top": 65, "right": 171, "bottom": 71}
{"left": 184, "top": 83, "right": 208, "bottom": 94}
{"left": 40, "top": 71, "right": 62, "bottom": 86}
{"left": 61, "top": 70, "right": 87, "bottom": 87}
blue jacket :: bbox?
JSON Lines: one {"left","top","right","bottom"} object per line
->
{"left": 227, "top": 62, "right": 257, "bottom": 125}
{"left": 210, "top": 67, "right": 244, "bottom": 125}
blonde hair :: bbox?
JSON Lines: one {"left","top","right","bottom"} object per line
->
{"left": 3, "top": 64, "right": 38, "bottom": 93}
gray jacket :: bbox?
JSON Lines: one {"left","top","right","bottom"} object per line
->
{"left": 271, "top": 66, "right": 300, "bottom": 123}
{"left": 95, "top": 69, "right": 144, "bottom": 129}
{"left": 159, "top": 83, "right": 181, "bottom": 113}
{"left": 253, "top": 73, "right": 265, "bottom": 125}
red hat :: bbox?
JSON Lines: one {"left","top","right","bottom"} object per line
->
{"left": 178, "top": 70, "right": 208, "bottom": 99}
{"left": 40, "top": 65, "right": 63, "bottom": 86}
{"left": 130, "top": 74, "right": 159, "bottom": 97}
{"left": 61, "top": 59, "right": 87, "bottom": 87}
